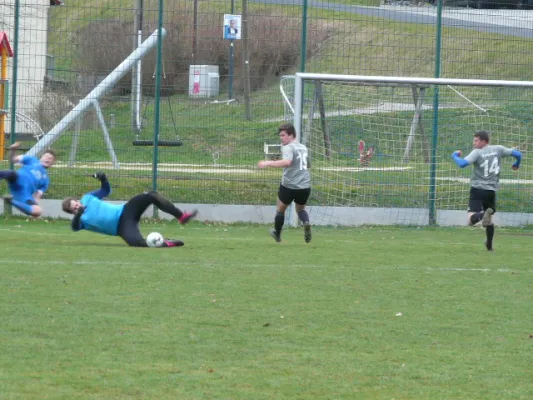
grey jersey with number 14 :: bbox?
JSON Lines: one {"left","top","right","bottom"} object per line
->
{"left": 464, "top": 145, "right": 513, "bottom": 191}
{"left": 281, "top": 141, "right": 311, "bottom": 189}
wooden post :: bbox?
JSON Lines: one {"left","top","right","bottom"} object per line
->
{"left": 315, "top": 80, "right": 331, "bottom": 158}
{"left": 415, "top": 87, "right": 430, "bottom": 163}
{"left": 403, "top": 85, "right": 426, "bottom": 163}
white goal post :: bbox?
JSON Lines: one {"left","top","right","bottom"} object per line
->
{"left": 289, "top": 73, "right": 533, "bottom": 227}
{"left": 294, "top": 73, "right": 533, "bottom": 139}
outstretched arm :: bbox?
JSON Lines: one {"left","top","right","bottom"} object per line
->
{"left": 71, "top": 206, "right": 85, "bottom": 231}
{"left": 87, "top": 172, "right": 111, "bottom": 199}
{"left": 8, "top": 142, "right": 23, "bottom": 164}
{"left": 33, "top": 191, "right": 43, "bottom": 203}
{"left": 511, "top": 149, "right": 522, "bottom": 170}
{"left": 452, "top": 150, "right": 469, "bottom": 168}
{"left": 33, "top": 176, "right": 50, "bottom": 204}
{"left": 258, "top": 159, "right": 291, "bottom": 168}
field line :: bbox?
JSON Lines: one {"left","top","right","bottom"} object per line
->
{"left": 50, "top": 162, "right": 414, "bottom": 174}
{"left": 0, "top": 259, "right": 530, "bottom": 274}
{"left": 0, "top": 227, "right": 73, "bottom": 236}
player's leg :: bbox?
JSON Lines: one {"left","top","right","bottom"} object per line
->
{"left": 121, "top": 223, "right": 184, "bottom": 248}
{"left": 117, "top": 194, "right": 158, "bottom": 246}
{"left": 117, "top": 216, "right": 149, "bottom": 247}
{"left": 147, "top": 191, "right": 197, "bottom": 224}
{"left": 467, "top": 188, "right": 484, "bottom": 225}
{"left": 5, "top": 178, "right": 43, "bottom": 217}
{"left": 10, "top": 200, "right": 43, "bottom": 217}
{"left": 119, "top": 193, "right": 188, "bottom": 247}
{"left": 270, "top": 185, "right": 292, "bottom": 242}
{"left": 123, "top": 191, "right": 197, "bottom": 224}
{"left": 294, "top": 187, "right": 312, "bottom": 243}
{"left": 482, "top": 191, "right": 496, "bottom": 251}
{"left": 0, "top": 170, "right": 17, "bottom": 182}
{"left": 481, "top": 190, "right": 495, "bottom": 227}
{"left": 117, "top": 217, "right": 183, "bottom": 247}
{"left": 6, "top": 198, "right": 42, "bottom": 217}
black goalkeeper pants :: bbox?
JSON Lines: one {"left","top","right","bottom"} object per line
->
{"left": 117, "top": 191, "right": 184, "bottom": 247}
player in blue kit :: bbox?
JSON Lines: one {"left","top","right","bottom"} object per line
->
{"left": 0, "top": 142, "right": 57, "bottom": 217}
{"left": 61, "top": 172, "right": 197, "bottom": 247}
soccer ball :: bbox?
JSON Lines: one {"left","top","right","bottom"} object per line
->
{"left": 146, "top": 232, "right": 164, "bottom": 248}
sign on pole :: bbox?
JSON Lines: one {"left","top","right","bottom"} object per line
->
{"left": 223, "top": 14, "right": 242, "bottom": 40}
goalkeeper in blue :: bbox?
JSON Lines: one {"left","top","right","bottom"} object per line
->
{"left": 0, "top": 142, "right": 57, "bottom": 217}
{"left": 61, "top": 172, "right": 197, "bottom": 248}
{"left": 452, "top": 130, "right": 521, "bottom": 251}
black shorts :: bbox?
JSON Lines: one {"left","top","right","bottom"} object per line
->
{"left": 278, "top": 184, "right": 311, "bottom": 206}
{"left": 468, "top": 187, "right": 496, "bottom": 213}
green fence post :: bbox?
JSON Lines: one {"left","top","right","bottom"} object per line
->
{"left": 300, "top": 0, "right": 308, "bottom": 73}
{"left": 151, "top": 0, "right": 164, "bottom": 218}
{"left": 429, "top": 0, "right": 444, "bottom": 226}
{"left": 228, "top": 0, "right": 235, "bottom": 100}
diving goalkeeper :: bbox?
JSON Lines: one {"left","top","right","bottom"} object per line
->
{"left": 61, "top": 173, "right": 197, "bottom": 247}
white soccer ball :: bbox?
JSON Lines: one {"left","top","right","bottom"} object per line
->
{"left": 146, "top": 232, "right": 164, "bottom": 248}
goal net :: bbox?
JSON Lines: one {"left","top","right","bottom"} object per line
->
{"left": 289, "top": 73, "right": 533, "bottom": 226}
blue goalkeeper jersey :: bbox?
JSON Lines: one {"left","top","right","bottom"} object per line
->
{"left": 10, "top": 156, "right": 50, "bottom": 202}
{"left": 78, "top": 194, "right": 125, "bottom": 236}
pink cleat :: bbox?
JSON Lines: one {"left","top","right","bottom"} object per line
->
{"left": 178, "top": 210, "right": 198, "bottom": 225}
{"left": 164, "top": 239, "right": 185, "bottom": 247}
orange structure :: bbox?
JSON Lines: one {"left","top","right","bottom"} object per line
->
{"left": 0, "top": 32, "right": 14, "bottom": 161}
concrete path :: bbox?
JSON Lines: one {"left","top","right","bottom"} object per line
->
{"left": 251, "top": 0, "right": 533, "bottom": 37}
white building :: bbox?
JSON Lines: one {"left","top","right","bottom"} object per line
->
{"left": 0, "top": 0, "right": 49, "bottom": 136}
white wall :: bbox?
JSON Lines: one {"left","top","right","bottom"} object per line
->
{"left": 0, "top": 0, "right": 48, "bottom": 132}
{"left": 2, "top": 201, "right": 533, "bottom": 227}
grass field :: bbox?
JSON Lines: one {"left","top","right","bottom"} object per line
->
{"left": 1, "top": 218, "right": 533, "bottom": 399}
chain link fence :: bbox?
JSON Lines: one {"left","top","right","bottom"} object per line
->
{"left": 1, "top": 0, "right": 532, "bottom": 221}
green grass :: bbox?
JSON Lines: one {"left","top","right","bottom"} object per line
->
{"left": 1, "top": 219, "right": 533, "bottom": 399}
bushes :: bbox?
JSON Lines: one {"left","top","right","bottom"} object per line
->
{"left": 73, "top": 6, "right": 332, "bottom": 96}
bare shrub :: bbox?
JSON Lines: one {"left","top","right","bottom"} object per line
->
{"left": 35, "top": 90, "right": 75, "bottom": 132}
{"left": 73, "top": 6, "right": 333, "bottom": 96}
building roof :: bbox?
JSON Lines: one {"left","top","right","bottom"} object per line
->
{"left": 0, "top": 32, "right": 14, "bottom": 57}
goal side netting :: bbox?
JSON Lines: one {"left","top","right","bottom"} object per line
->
{"left": 288, "top": 73, "right": 533, "bottom": 227}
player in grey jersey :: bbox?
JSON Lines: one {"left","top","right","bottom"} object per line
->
{"left": 452, "top": 130, "right": 521, "bottom": 251}
{"left": 258, "top": 123, "right": 312, "bottom": 243}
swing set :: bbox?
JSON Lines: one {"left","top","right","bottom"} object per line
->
{"left": 132, "top": 50, "right": 182, "bottom": 148}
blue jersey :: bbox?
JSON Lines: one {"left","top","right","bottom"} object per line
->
{"left": 10, "top": 156, "right": 50, "bottom": 202}
{"left": 77, "top": 194, "right": 125, "bottom": 236}
{"left": 72, "top": 179, "right": 124, "bottom": 236}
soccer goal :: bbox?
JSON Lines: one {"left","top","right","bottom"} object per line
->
{"left": 291, "top": 73, "right": 533, "bottom": 227}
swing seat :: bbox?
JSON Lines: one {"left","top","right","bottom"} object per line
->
{"left": 132, "top": 139, "right": 183, "bottom": 147}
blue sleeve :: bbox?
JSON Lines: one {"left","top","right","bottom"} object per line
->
{"left": 38, "top": 177, "right": 50, "bottom": 193}
{"left": 71, "top": 212, "right": 84, "bottom": 231}
{"left": 21, "top": 155, "right": 38, "bottom": 165}
{"left": 87, "top": 179, "right": 111, "bottom": 199}
{"left": 511, "top": 149, "right": 522, "bottom": 168}
{"left": 452, "top": 152, "right": 469, "bottom": 168}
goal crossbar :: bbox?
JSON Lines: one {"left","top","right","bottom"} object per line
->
{"left": 294, "top": 73, "right": 533, "bottom": 140}
{"left": 295, "top": 73, "right": 533, "bottom": 88}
